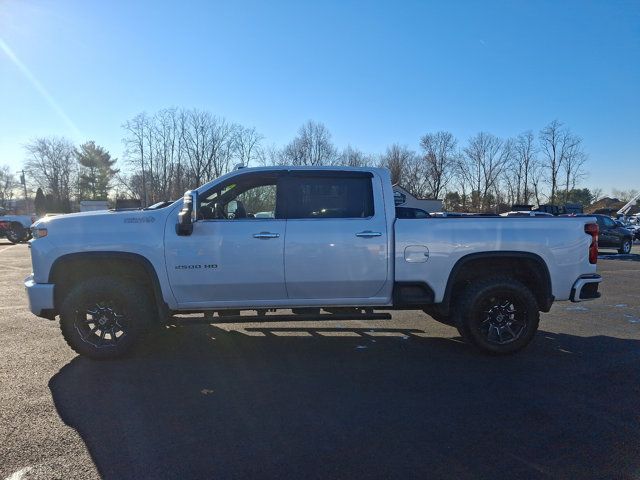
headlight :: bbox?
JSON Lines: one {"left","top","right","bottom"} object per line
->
{"left": 31, "top": 227, "right": 48, "bottom": 239}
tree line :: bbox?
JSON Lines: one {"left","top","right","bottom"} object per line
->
{"left": 1, "top": 107, "right": 611, "bottom": 213}
{"left": 118, "top": 109, "right": 592, "bottom": 211}
{"left": 1, "top": 139, "right": 118, "bottom": 213}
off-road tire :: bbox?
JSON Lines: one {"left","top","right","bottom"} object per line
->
{"left": 59, "top": 276, "right": 154, "bottom": 360}
{"left": 453, "top": 277, "right": 540, "bottom": 355}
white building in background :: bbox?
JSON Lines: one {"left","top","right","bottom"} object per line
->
{"left": 392, "top": 185, "right": 443, "bottom": 213}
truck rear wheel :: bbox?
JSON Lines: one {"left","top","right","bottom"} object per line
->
{"left": 453, "top": 277, "right": 540, "bottom": 355}
{"left": 59, "top": 277, "right": 153, "bottom": 360}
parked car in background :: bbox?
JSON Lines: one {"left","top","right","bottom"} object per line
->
{"left": 593, "top": 215, "right": 634, "bottom": 253}
{"left": 0, "top": 209, "right": 35, "bottom": 244}
{"left": 396, "top": 206, "right": 430, "bottom": 219}
{"left": 593, "top": 215, "right": 633, "bottom": 254}
{"left": 614, "top": 219, "right": 640, "bottom": 241}
{"left": 563, "top": 214, "right": 634, "bottom": 253}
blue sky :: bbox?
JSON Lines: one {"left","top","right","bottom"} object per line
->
{"left": 1, "top": 0, "right": 638, "bottom": 194}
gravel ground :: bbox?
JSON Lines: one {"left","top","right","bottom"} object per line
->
{"left": 1, "top": 241, "right": 639, "bottom": 480}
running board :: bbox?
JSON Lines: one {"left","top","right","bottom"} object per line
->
{"left": 169, "top": 312, "right": 392, "bottom": 325}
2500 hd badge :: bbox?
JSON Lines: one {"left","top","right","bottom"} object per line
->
{"left": 175, "top": 264, "right": 218, "bottom": 270}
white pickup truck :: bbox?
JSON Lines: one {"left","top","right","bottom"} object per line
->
{"left": 25, "top": 166, "right": 602, "bottom": 359}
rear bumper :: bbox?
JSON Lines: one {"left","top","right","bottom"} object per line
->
{"left": 24, "top": 274, "right": 55, "bottom": 319}
{"left": 570, "top": 274, "right": 602, "bottom": 302}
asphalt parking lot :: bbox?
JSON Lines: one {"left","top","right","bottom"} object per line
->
{"left": 1, "top": 242, "right": 639, "bottom": 480}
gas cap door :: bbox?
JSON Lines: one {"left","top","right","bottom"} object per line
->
{"left": 404, "top": 245, "right": 429, "bottom": 263}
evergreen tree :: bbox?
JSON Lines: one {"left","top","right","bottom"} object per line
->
{"left": 76, "top": 141, "right": 119, "bottom": 200}
{"left": 34, "top": 187, "right": 46, "bottom": 215}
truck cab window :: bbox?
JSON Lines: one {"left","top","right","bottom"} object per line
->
{"left": 285, "top": 175, "right": 374, "bottom": 219}
{"left": 199, "top": 174, "right": 279, "bottom": 220}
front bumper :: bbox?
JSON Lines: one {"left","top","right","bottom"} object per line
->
{"left": 24, "top": 274, "right": 55, "bottom": 318}
{"left": 570, "top": 274, "right": 602, "bottom": 302}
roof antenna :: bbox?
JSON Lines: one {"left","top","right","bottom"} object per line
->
{"left": 234, "top": 163, "right": 246, "bottom": 171}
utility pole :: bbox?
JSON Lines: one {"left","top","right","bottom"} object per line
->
{"left": 20, "top": 170, "right": 28, "bottom": 213}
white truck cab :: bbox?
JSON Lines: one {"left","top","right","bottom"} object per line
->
{"left": 25, "top": 166, "right": 602, "bottom": 359}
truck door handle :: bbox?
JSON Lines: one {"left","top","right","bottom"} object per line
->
{"left": 355, "top": 231, "right": 382, "bottom": 238}
{"left": 253, "top": 232, "right": 280, "bottom": 239}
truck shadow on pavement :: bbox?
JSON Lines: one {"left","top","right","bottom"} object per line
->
{"left": 49, "top": 326, "right": 640, "bottom": 480}
{"left": 599, "top": 252, "right": 640, "bottom": 261}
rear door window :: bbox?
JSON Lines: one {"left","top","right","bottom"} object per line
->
{"left": 284, "top": 174, "right": 374, "bottom": 219}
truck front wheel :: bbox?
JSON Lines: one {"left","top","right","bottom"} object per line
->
{"left": 6, "top": 223, "right": 27, "bottom": 244}
{"left": 453, "top": 277, "right": 540, "bottom": 355}
{"left": 59, "top": 277, "right": 153, "bottom": 359}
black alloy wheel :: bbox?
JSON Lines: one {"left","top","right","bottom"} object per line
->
{"left": 476, "top": 294, "right": 527, "bottom": 345}
{"left": 75, "top": 301, "right": 130, "bottom": 348}
{"left": 454, "top": 277, "right": 540, "bottom": 355}
{"left": 60, "top": 277, "right": 153, "bottom": 359}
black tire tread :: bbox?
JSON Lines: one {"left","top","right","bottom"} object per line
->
{"left": 452, "top": 276, "right": 540, "bottom": 355}
{"left": 59, "top": 276, "right": 154, "bottom": 360}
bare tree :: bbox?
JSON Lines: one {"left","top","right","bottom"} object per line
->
{"left": 234, "top": 126, "right": 263, "bottom": 167}
{"left": 539, "top": 120, "right": 583, "bottom": 203}
{"left": 180, "top": 109, "right": 214, "bottom": 188}
{"left": 151, "top": 108, "right": 182, "bottom": 201}
{"left": 612, "top": 189, "right": 639, "bottom": 202}
{"left": 591, "top": 188, "right": 603, "bottom": 202}
{"left": 501, "top": 161, "right": 519, "bottom": 206}
{"left": 122, "top": 112, "right": 151, "bottom": 204}
{"left": 561, "top": 145, "right": 587, "bottom": 202}
{"left": 0, "top": 166, "right": 16, "bottom": 208}
{"left": 335, "top": 145, "right": 372, "bottom": 167}
{"left": 419, "top": 131, "right": 457, "bottom": 199}
{"left": 24, "top": 137, "right": 76, "bottom": 212}
{"left": 530, "top": 158, "right": 545, "bottom": 207}
{"left": 403, "top": 154, "right": 430, "bottom": 197}
{"left": 280, "top": 121, "right": 337, "bottom": 166}
{"left": 512, "top": 131, "right": 537, "bottom": 204}
{"left": 117, "top": 111, "right": 596, "bottom": 212}
{"left": 121, "top": 108, "right": 266, "bottom": 203}
{"left": 461, "top": 132, "right": 509, "bottom": 211}
{"left": 539, "top": 120, "right": 562, "bottom": 203}
{"left": 379, "top": 144, "right": 415, "bottom": 187}
{"left": 450, "top": 156, "right": 471, "bottom": 210}
{"left": 256, "top": 144, "right": 282, "bottom": 167}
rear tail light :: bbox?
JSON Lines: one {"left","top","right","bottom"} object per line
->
{"left": 585, "top": 223, "right": 598, "bottom": 264}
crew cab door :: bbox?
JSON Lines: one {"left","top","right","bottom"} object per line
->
{"left": 282, "top": 171, "right": 389, "bottom": 301}
{"left": 164, "top": 171, "right": 287, "bottom": 307}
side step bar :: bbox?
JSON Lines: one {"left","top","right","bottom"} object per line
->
{"left": 169, "top": 312, "right": 393, "bottom": 325}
